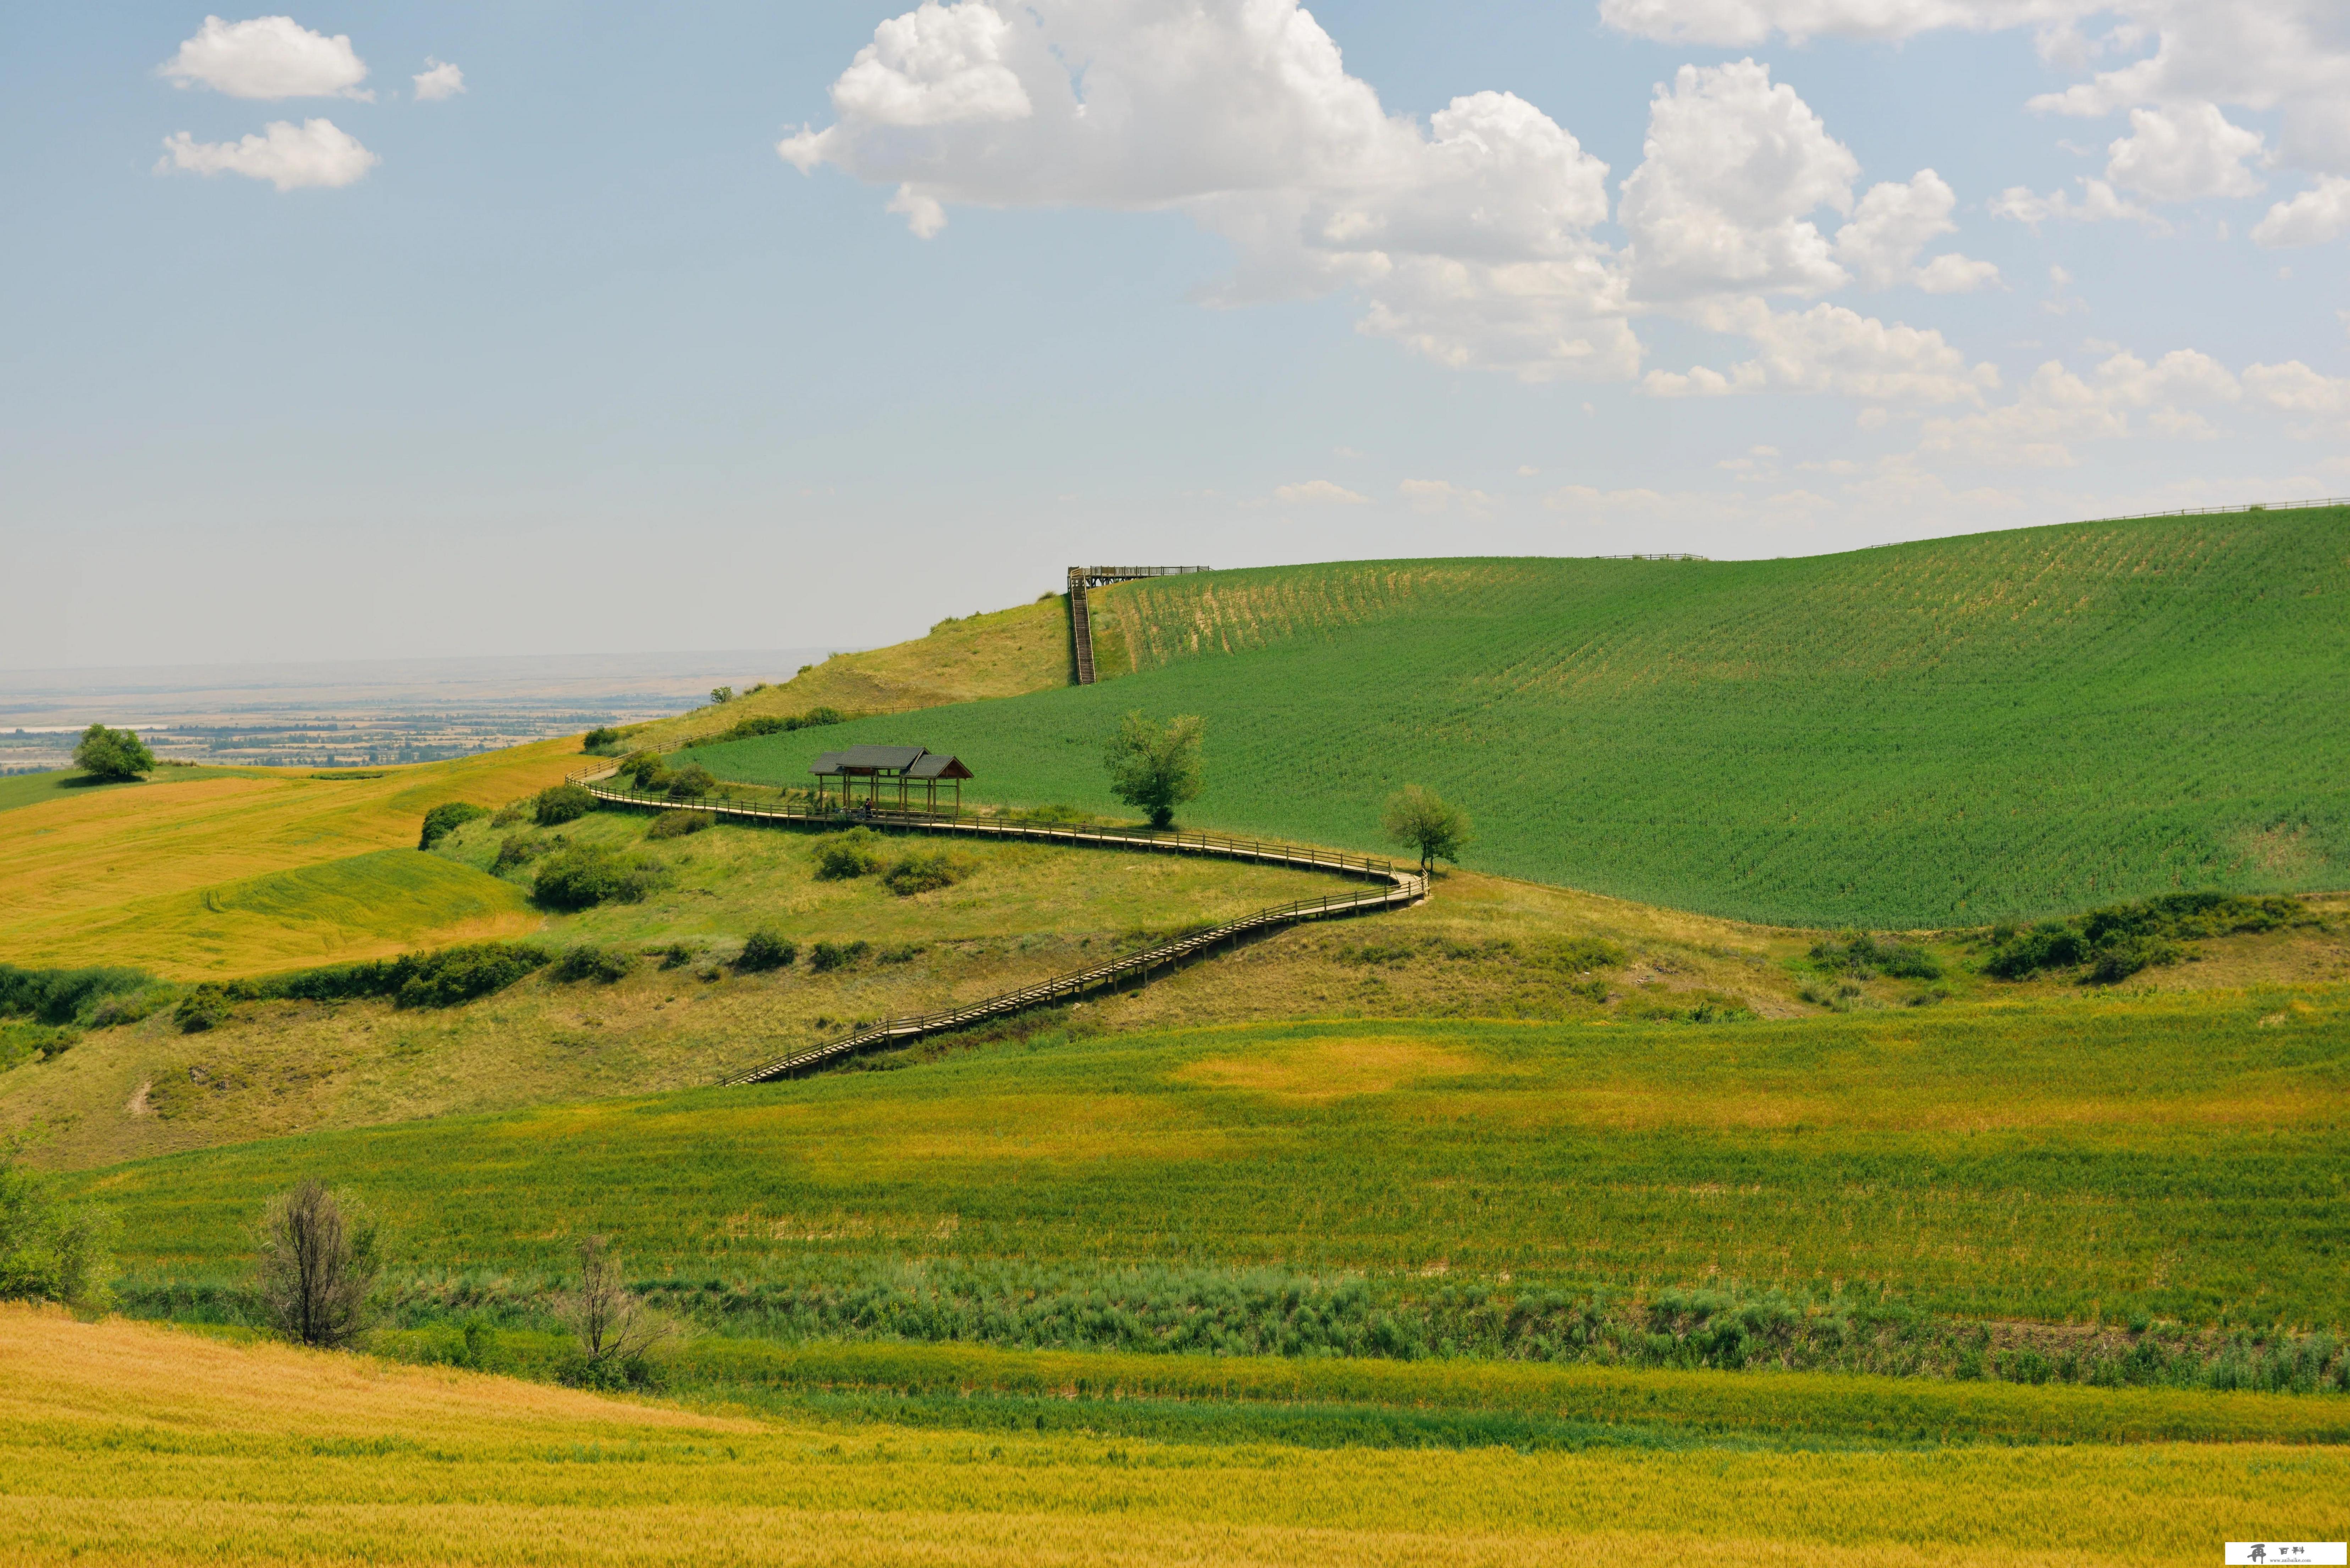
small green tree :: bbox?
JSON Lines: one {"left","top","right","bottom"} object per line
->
{"left": 1103, "top": 712, "right": 1204, "bottom": 829}
{"left": 1382, "top": 785, "right": 1471, "bottom": 878}
{"left": 255, "top": 1179, "right": 379, "bottom": 1348}
{"left": 534, "top": 783, "right": 596, "bottom": 825}
{"left": 418, "top": 801, "right": 489, "bottom": 849}
{"left": 0, "top": 1141, "right": 116, "bottom": 1308}
{"left": 561, "top": 1235, "right": 669, "bottom": 1388}
{"left": 709, "top": 686, "right": 734, "bottom": 705}
{"left": 73, "top": 724, "right": 155, "bottom": 782}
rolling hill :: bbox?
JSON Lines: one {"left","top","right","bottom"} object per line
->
{"left": 683, "top": 509, "right": 2350, "bottom": 928}
{"left": 0, "top": 743, "right": 583, "bottom": 977}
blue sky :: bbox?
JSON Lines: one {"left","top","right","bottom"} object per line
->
{"left": 4, "top": 1, "right": 2346, "bottom": 668}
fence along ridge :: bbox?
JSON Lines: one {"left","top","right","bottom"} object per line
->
{"left": 563, "top": 763, "right": 1427, "bottom": 1084}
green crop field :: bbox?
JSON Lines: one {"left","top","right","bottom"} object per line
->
{"left": 682, "top": 512, "right": 2350, "bottom": 928}
{"left": 84, "top": 988, "right": 2350, "bottom": 1338}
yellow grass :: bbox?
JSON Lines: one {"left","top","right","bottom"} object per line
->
{"left": 627, "top": 596, "right": 1074, "bottom": 750}
{"left": 0, "top": 742, "right": 581, "bottom": 977}
{"left": 4, "top": 1306, "right": 2343, "bottom": 1566}
{"left": 1177, "top": 1036, "right": 1484, "bottom": 1100}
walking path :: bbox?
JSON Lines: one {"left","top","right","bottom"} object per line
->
{"left": 566, "top": 762, "right": 1426, "bottom": 1083}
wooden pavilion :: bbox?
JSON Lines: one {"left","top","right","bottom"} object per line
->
{"left": 808, "top": 745, "right": 972, "bottom": 814}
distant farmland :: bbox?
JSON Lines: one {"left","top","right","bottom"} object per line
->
{"left": 684, "top": 510, "right": 2350, "bottom": 928}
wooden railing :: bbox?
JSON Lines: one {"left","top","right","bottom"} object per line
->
{"left": 564, "top": 761, "right": 1426, "bottom": 1083}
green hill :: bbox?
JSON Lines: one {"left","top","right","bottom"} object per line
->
{"left": 683, "top": 510, "right": 2350, "bottom": 927}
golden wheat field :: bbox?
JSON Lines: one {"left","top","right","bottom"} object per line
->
{"left": 2, "top": 1306, "right": 2343, "bottom": 1567}
{"left": 0, "top": 743, "right": 582, "bottom": 977}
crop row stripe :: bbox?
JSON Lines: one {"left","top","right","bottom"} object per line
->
{"left": 564, "top": 762, "right": 1425, "bottom": 1083}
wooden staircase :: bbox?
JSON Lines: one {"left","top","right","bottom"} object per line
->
{"left": 1065, "top": 565, "right": 1210, "bottom": 685}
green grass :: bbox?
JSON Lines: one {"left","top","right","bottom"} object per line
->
{"left": 683, "top": 512, "right": 2350, "bottom": 928}
{"left": 81, "top": 987, "right": 2350, "bottom": 1334}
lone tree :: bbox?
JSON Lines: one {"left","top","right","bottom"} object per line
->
{"left": 1382, "top": 785, "right": 1471, "bottom": 878}
{"left": 563, "top": 1235, "right": 668, "bottom": 1383}
{"left": 255, "top": 1179, "right": 380, "bottom": 1348}
{"left": 1103, "top": 712, "right": 1204, "bottom": 829}
{"left": 73, "top": 724, "right": 155, "bottom": 782}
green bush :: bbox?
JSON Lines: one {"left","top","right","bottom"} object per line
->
{"left": 646, "top": 809, "right": 711, "bottom": 840}
{"left": 1981, "top": 893, "right": 2298, "bottom": 981}
{"left": 0, "top": 1148, "right": 115, "bottom": 1308}
{"left": 72, "top": 723, "right": 155, "bottom": 782}
{"left": 813, "top": 829, "right": 884, "bottom": 881}
{"left": 664, "top": 764, "right": 716, "bottom": 801}
{"left": 492, "top": 835, "right": 542, "bottom": 872}
{"left": 1809, "top": 932, "right": 1942, "bottom": 981}
{"left": 618, "top": 752, "right": 671, "bottom": 793}
{"left": 582, "top": 727, "right": 622, "bottom": 751}
{"left": 256, "top": 943, "right": 552, "bottom": 1009}
{"left": 490, "top": 802, "right": 527, "bottom": 828}
{"left": 175, "top": 986, "right": 232, "bottom": 1033}
{"left": 737, "top": 930, "right": 798, "bottom": 971}
{"left": 0, "top": 965, "right": 151, "bottom": 1026}
{"left": 533, "top": 845, "right": 668, "bottom": 910}
{"left": 882, "top": 849, "right": 971, "bottom": 896}
{"left": 657, "top": 943, "right": 696, "bottom": 971}
{"left": 418, "top": 801, "right": 490, "bottom": 850}
{"left": 809, "top": 939, "right": 870, "bottom": 973}
{"left": 553, "top": 944, "right": 636, "bottom": 983}
{"left": 533, "top": 783, "right": 596, "bottom": 826}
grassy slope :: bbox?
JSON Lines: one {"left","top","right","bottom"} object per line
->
{"left": 684, "top": 512, "right": 2350, "bottom": 928}
{"left": 624, "top": 595, "right": 1074, "bottom": 751}
{"left": 77, "top": 988, "right": 2350, "bottom": 1327}
{"left": 0, "top": 742, "right": 585, "bottom": 977}
{"left": 11, "top": 1309, "right": 2343, "bottom": 1567}
{"left": 1, "top": 812, "right": 1344, "bottom": 1169}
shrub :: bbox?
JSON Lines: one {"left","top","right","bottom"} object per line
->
{"left": 533, "top": 845, "right": 667, "bottom": 910}
{"left": 492, "top": 834, "right": 542, "bottom": 872}
{"left": 256, "top": 1180, "right": 379, "bottom": 1348}
{"left": 553, "top": 944, "right": 636, "bottom": 983}
{"left": 73, "top": 723, "right": 156, "bottom": 782}
{"left": 618, "top": 751, "right": 671, "bottom": 793}
{"left": 257, "top": 942, "right": 551, "bottom": 1009}
{"left": 581, "top": 727, "right": 622, "bottom": 752}
{"left": 1809, "top": 932, "right": 1942, "bottom": 981}
{"left": 799, "top": 706, "right": 847, "bottom": 728}
{"left": 737, "top": 930, "right": 797, "bottom": 971}
{"left": 2085, "top": 937, "right": 2184, "bottom": 985}
{"left": 710, "top": 686, "right": 734, "bottom": 705}
{"left": 0, "top": 1147, "right": 116, "bottom": 1308}
{"left": 664, "top": 764, "right": 716, "bottom": 801}
{"left": 0, "top": 964, "right": 151, "bottom": 1026}
{"left": 175, "top": 985, "right": 232, "bottom": 1033}
{"left": 646, "top": 809, "right": 710, "bottom": 840}
{"left": 813, "top": 829, "right": 884, "bottom": 881}
{"left": 418, "top": 801, "right": 489, "bottom": 850}
{"left": 724, "top": 714, "right": 789, "bottom": 740}
{"left": 882, "top": 849, "right": 971, "bottom": 896}
{"left": 809, "top": 939, "right": 870, "bottom": 973}
{"left": 490, "top": 802, "right": 527, "bottom": 827}
{"left": 657, "top": 943, "right": 696, "bottom": 971}
{"left": 533, "top": 783, "right": 596, "bottom": 826}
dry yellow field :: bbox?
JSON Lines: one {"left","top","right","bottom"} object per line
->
{"left": 0, "top": 743, "right": 583, "bottom": 978}
{"left": 3, "top": 1306, "right": 2344, "bottom": 1566}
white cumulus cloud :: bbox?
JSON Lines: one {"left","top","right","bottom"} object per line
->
{"left": 1399, "top": 479, "right": 1499, "bottom": 516}
{"left": 2103, "top": 103, "right": 2265, "bottom": 202}
{"left": 779, "top": 0, "right": 1637, "bottom": 382}
{"left": 1989, "top": 177, "right": 2162, "bottom": 230}
{"left": 1832, "top": 170, "right": 1999, "bottom": 292}
{"left": 1618, "top": 59, "right": 1858, "bottom": 303}
{"left": 158, "top": 15, "right": 369, "bottom": 100}
{"left": 2252, "top": 176, "right": 2350, "bottom": 247}
{"left": 158, "top": 118, "right": 378, "bottom": 191}
{"left": 413, "top": 58, "right": 465, "bottom": 102}
{"left": 1643, "top": 297, "right": 1998, "bottom": 405}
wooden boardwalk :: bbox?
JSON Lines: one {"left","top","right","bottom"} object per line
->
{"left": 1065, "top": 566, "right": 1208, "bottom": 685}
{"left": 567, "top": 762, "right": 1425, "bottom": 1083}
